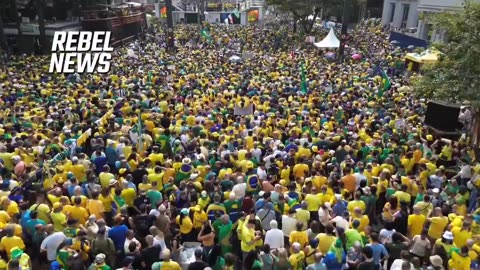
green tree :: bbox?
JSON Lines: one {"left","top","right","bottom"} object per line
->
{"left": 266, "top": 0, "right": 344, "bottom": 34}
{"left": 414, "top": 1, "right": 480, "bottom": 145}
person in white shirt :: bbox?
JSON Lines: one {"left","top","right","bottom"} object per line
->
{"left": 331, "top": 211, "right": 350, "bottom": 231}
{"left": 281, "top": 209, "right": 298, "bottom": 240}
{"left": 124, "top": 230, "right": 141, "bottom": 253}
{"left": 232, "top": 176, "right": 247, "bottom": 200}
{"left": 40, "top": 225, "right": 67, "bottom": 261}
{"left": 354, "top": 167, "right": 367, "bottom": 188}
{"left": 390, "top": 251, "right": 414, "bottom": 270}
{"left": 264, "top": 220, "right": 284, "bottom": 250}
{"left": 257, "top": 164, "right": 268, "bottom": 181}
{"left": 318, "top": 205, "right": 331, "bottom": 229}
{"left": 251, "top": 145, "right": 263, "bottom": 162}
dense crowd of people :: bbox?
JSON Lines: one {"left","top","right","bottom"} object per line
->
{"left": 0, "top": 18, "right": 477, "bottom": 270}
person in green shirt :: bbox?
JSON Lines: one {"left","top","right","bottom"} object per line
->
{"left": 146, "top": 182, "right": 163, "bottom": 208}
{"left": 208, "top": 245, "right": 226, "bottom": 270}
{"left": 87, "top": 253, "right": 112, "bottom": 270}
{"left": 217, "top": 215, "right": 233, "bottom": 255}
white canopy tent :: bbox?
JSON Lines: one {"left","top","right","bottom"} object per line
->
{"left": 314, "top": 28, "right": 340, "bottom": 48}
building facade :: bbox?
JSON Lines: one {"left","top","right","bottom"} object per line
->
{"left": 381, "top": 0, "right": 419, "bottom": 29}
{"left": 381, "top": 0, "right": 471, "bottom": 42}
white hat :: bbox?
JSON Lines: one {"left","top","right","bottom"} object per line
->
{"left": 432, "top": 188, "right": 440, "bottom": 193}
{"left": 182, "top": 158, "right": 191, "bottom": 164}
{"left": 149, "top": 209, "right": 160, "bottom": 217}
{"left": 429, "top": 255, "right": 443, "bottom": 267}
{"left": 71, "top": 156, "right": 79, "bottom": 162}
{"left": 443, "top": 231, "right": 454, "bottom": 240}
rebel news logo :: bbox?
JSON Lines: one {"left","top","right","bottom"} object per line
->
{"left": 49, "top": 31, "right": 113, "bottom": 74}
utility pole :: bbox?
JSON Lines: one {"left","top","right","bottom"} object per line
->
{"left": 165, "top": 0, "right": 175, "bottom": 50}
{"left": 338, "top": 0, "right": 351, "bottom": 63}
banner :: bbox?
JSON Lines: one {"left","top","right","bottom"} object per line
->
{"left": 234, "top": 104, "right": 254, "bottom": 115}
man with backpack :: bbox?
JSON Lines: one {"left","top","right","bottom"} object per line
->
{"left": 91, "top": 228, "right": 115, "bottom": 267}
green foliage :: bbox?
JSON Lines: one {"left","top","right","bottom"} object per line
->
{"left": 415, "top": 1, "right": 480, "bottom": 108}
{"left": 266, "top": 0, "right": 344, "bottom": 33}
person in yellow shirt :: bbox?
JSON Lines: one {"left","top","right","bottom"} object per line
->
{"left": 241, "top": 216, "right": 260, "bottom": 257}
{"left": 293, "top": 158, "right": 309, "bottom": 179}
{"left": 0, "top": 226, "right": 25, "bottom": 259}
{"left": 351, "top": 207, "right": 370, "bottom": 233}
{"left": 176, "top": 208, "right": 194, "bottom": 242}
{"left": 99, "top": 188, "right": 114, "bottom": 225}
{"left": 0, "top": 197, "right": 19, "bottom": 217}
{"left": 289, "top": 222, "right": 309, "bottom": 249}
{"left": 305, "top": 188, "right": 322, "bottom": 221}
{"left": 138, "top": 176, "right": 152, "bottom": 193}
{"left": 191, "top": 205, "right": 208, "bottom": 230}
{"left": 70, "top": 186, "right": 88, "bottom": 208}
{"left": 427, "top": 207, "right": 449, "bottom": 241}
{"left": 66, "top": 157, "right": 87, "bottom": 182}
{"left": 316, "top": 225, "right": 337, "bottom": 254}
{"left": 288, "top": 242, "right": 306, "bottom": 270}
{"left": 408, "top": 206, "right": 426, "bottom": 238}
{"left": 393, "top": 184, "right": 411, "bottom": 204}
{"left": 148, "top": 166, "right": 165, "bottom": 189}
{"left": 347, "top": 192, "right": 366, "bottom": 214}
{"left": 452, "top": 222, "right": 473, "bottom": 249}
{"left": 86, "top": 192, "right": 105, "bottom": 220}
{"left": 449, "top": 247, "right": 471, "bottom": 270}
{"left": 121, "top": 183, "right": 137, "bottom": 208}
{"left": 99, "top": 166, "right": 115, "bottom": 188}
{"left": 29, "top": 194, "right": 51, "bottom": 224}
{"left": 50, "top": 202, "right": 67, "bottom": 232}
{"left": 69, "top": 196, "right": 89, "bottom": 225}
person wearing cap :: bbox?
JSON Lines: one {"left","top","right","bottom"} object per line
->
{"left": 323, "top": 239, "right": 346, "bottom": 270}
{"left": 9, "top": 246, "right": 31, "bottom": 269}
{"left": 87, "top": 253, "right": 112, "bottom": 270}
{"left": 50, "top": 202, "right": 67, "bottom": 232}
{"left": 108, "top": 215, "right": 128, "bottom": 257}
{"left": 176, "top": 208, "right": 194, "bottom": 242}
{"left": 91, "top": 228, "right": 116, "bottom": 267}
{"left": 152, "top": 249, "right": 181, "bottom": 270}
{"left": 428, "top": 254, "right": 444, "bottom": 270}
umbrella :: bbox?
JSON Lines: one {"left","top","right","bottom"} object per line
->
{"left": 325, "top": 52, "right": 335, "bottom": 59}
{"left": 229, "top": 55, "right": 242, "bottom": 62}
{"left": 352, "top": 54, "right": 362, "bottom": 60}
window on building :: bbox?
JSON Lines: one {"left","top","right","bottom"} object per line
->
{"left": 389, "top": 3, "right": 396, "bottom": 23}
{"left": 401, "top": 4, "right": 410, "bottom": 28}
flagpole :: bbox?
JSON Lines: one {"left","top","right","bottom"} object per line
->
{"left": 137, "top": 110, "right": 143, "bottom": 154}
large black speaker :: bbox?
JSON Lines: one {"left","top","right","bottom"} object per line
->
{"left": 424, "top": 101, "right": 462, "bottom": 132}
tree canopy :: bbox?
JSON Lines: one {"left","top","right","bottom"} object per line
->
{"left": 414, "top": 1, "right": 480, "bottom": 108}
{"left": 266, "top": 0, "right": 344, "bottom": 33}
